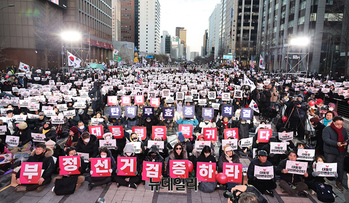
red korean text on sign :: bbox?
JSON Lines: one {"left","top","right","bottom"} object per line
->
{"left": 203, "top": 128, "right": 217, "bottom": 141}
{"left": 223, "top": 163, "right": 242, "bottom": 183}
{"left": 197, "top": 162, "right": 216, "bottom": 182}
{"left": 179, "top": 124, "right": 193, "bottom": 138}
{"left": 91, "top": 158, "right": 111, "bottom": 177}
{"left": 224, "top": 128, "right": 239, "bottom": 140}
{"left": 117, "top": 157, "right": 137, "bottom": 176}
{"left": 59, "top": 156, "right": 81, "bottom": 175}
{"left": 109, "top": 126, "right": 124, "bottom": 139}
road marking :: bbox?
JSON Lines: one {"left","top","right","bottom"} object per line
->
{"left": 0, "top": 184, "right": 11, "bottom": 192}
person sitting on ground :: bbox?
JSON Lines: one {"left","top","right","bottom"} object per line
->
{"left": 52, "top": 147, "right": 86, "bottom": 192}
{"left": 39, "top": 121, "right": 57, "bottom": 142}
{"left": 247, "top": 150, "right": 276, "bottom": 197}
{"left": 87, "top": 147, "right": 116, "bottom": 190}
{"left": 75, "top": 131, "right": 98, "bottom": 159}
{"left": 276, "top": 150, "right": 309, "bottom": 197}
{"left": 15, "top": 143, "right": 55, "bottom": 192}
{"left": 218, "top": 145, "right": 240, "bottom": 173}
{"left": 64, "top": 126, "right": 81, "bottom": 150}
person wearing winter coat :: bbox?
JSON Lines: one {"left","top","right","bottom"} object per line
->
{"left": 114, "top": 144, "right": 143, "bottom": 189}
{"left": 12, "top": 122, "right": 32, "bottom": 151}
{"left": 216, "top": 116, "right": 233, "bottom": 140}
{"left": 64, "top": 126, "right": 81, "bottom": 150}
{"left": 144, "top": 145, "right": 166, "bottom": 176}
{"left": 87, "top": 147, "right": 116, "bottom": 190}
{"left": 276, "top": 151, "right": 308, "bottom": 196}
{"left": 75, "top": 132, "right": 99, "bottom": 158}
{"left": 39, "top": 121, "right": 57, "bottom": 142}
{"left": 88, "top": 81, "right": 102, "bottom": 115}
{"left": 15, "top": 143, "right": 55, "bottom": 192}
{"left": 310, "top": 117, "right": 325, "bottom": 156}
{"left": 218, "top": 145, "right": 240, "bottom": 173}
{"left": 247, "top": 150, "right": 276, "bottom": 197}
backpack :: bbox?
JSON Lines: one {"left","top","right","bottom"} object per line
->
{"left": 198, "top": 181, "right": 217, "bottom": 193}
{"left": 315, "top": 182, "right": 335, "bottom": 202}
{"left": 54, "top": 176, "right": 78, "bottom": 195}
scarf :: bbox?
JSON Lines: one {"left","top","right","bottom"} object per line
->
{"left": 223, "top": 121, "right": 229, "bottom": 129}
{"left": 323, "top": 118, "right": 332, "bottom": 126}
{"left": 42, "top": 129, "right": 50, "bottom": 135}
{"left": 331, "top": 122, "right": 345, "bottom": 152}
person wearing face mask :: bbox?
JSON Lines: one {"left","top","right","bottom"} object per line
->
{"left": 310, "top": 117, "right": 325, "bottom": 156}
{"left": 247, "top": 150, "right": 276, "bottom": 197}
{"left": 139, "top": 115, "right": 159, "bottom": 138}
{"left": 198, "top": 119, "right": 216, "bottom": 134}
{"left": 114, "top": 144, "right": 142, "bottom": 189}
{"left": 126, "top": 132, "right": 145, "bottom": 157}
{"left": 87, "top": 147, "right": 116, "bottom": 190}
{"left": 52, "top": 147, "right": 87, "bottom": 194}
{"left": 102, "top": 132, "right": 119, "bottom": 160}
{"left": 327, "top": 103, "right": 338, "bottom": 116}
{"left": 5, "top": 110, "right": 15, "bottom": 135}
{"left": 75, "top": 131, "right": 98, "bottom": 158}
{"left": 144, "top": 145, "right": 165, "bottom": 176}
{"left": 77, "top": 121, "right": 88, "bottom": 134}
{"left": 15, "top": 143, "right": 55, "bottom": 192}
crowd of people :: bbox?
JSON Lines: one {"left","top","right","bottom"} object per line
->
{"left": 0, "top": 65, "right": 349, "bottom": 202}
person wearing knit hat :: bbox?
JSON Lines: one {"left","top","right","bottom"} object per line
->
{"left": 64, "top": 126, "right": 81, "bottom": 150}
{"left": 218, "top": 145, "right": 240, "bottom": 173}
{"left": 12, "top": 122, "right": 32, "bottom": 150}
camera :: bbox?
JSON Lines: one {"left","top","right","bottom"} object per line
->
{"left": 223, "top": 190, "right": 241, "bottom": 203}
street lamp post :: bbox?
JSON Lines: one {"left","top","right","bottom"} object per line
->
{"left": 0, "top": 4, "right": 14, "bottom": 11}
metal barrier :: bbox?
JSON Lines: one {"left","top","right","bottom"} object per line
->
{"left": 324, "top": 98, "right": 349, "bottom": 118}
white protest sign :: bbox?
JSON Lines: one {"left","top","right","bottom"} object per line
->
{"left": 278, "top": 132, "right": 293, "bottom": 141}
{"left": 270, "top": 142, "right": 287, "bottom": 154}
{"left": 297, "top": 149, "right": 315, "bottom": 161}
{"left": 5, "top": 135, "right": 19, "bottom": 147}
{"left": 13, "top": 115, "right": 27, "bottom": 122}
{"left": 126, "top": 142, "right": 141, "bottom": 154}
{"left": 51, "top": 116, "right": 65, "bottom": 124}
{"left": 63, "top": 110, "right": 76, "bottom": 117}
{"left": 77, "top": 152, "right": 89, "bottom": 163}
{"left": 286, "top": 160, "right": 308, "bottom": 175}
{"left": 99, "top": 139, "right": 117, "bottom": 149}
{"left": 194, "top": 141, "right": 211, "bottom": 152}
{"left": 254, "top": 166, "right": 274, "bottom": 180}
{"left": 31, "top": 133, "right": 46, "bottom": 142}
{"left": 0, "top": 125, "right": 7, "bottom": 135}
{"left": 222, "top": 139, "right": 238, "bottom": 150}
{"left": 239, "top": 137, "right": 253, "bottom": 148}
{"left": 315, "top": 162, "right": 337, "bottom": 177}
{"left": 44, "top": 110, "right": 56, "bottom": 117}
{"left": 147, "top": 140, "right": 164, "bottom": 152}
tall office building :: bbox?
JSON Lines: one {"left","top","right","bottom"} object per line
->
{"left": 112, "top": 0, "right": 121, "bottom": 42}
{"left": 209, "top": 4, "right": 221, "bottom": 58}
{"left": 257, "top": 0, "right": 346, "bottom": 73}
{"left": 176, "top": 27, "right": 187, "bottom": 59}
{"left": 202, "top": 29, "right": 209, "bottom": 57}
{"left": 222, "top": 0, "right": 234, "bottom": 55}
{"left": 138, "top": 0, "right": 160, "bottom": 54}
{"left": 230, "top": 0, "right": 259, "bottom": 61}
{"left": 120, "top": 0, "right": 136, "bottom": 43}
{"left": 160, "top": 31, "right": 171, "bottom": 55}
{"left": 0, "top": 0, "right": 113, "bottom": 68}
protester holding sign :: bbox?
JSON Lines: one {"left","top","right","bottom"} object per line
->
{"left": 88, "top": 82, "right": 102, "bottom": 115}
{"left": 11, "top": 122, "right": 32, "bottom": 151}
{"left": 322, "top": 116, "right": 348, "bottom": 191}
{"left": 114, "top": 144, "right": 142, "bottom": 189}
{"left": 38, "top": 121, "right": 56, "bottom": 142}
{"left": 247, "top": 150, "right": 276, "bottom": 197}
{"left": 144, "top": 145, "right": 165, "bottom": 177}
{"left": 197, "top": 146, "right": 217, "bottom": 193}
{"left": 15, "top": 143, "right": 55, "bottom": 191}
{"left": 169, "top": 142, "right": 188, "bottom": 160}
{"left": 75, "top": 132, "right": 98, "bottom": 159}
{"left": 65, "top": 126, "right": 81, "bottom": 150}
{"left": 276, "top": 151, "right": 308, "bottom": 197}
{"left": 87, "top": 147, "right": 116, "bottom": 190}
{"left": 52, "top": 147, "right": 87, "bottom": 194}
{"left": 216, "top": 116, "right": 233, "bottom": 140}
{"left": 218, "top": 145, "right": 240, "bottom": 173}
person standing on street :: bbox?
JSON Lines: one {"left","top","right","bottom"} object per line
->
{"left": 322, "top": 116, "right": 348, "bottom": 191}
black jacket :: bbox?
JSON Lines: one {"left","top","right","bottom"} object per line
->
{"left": 75, "top": 134, "right": 99, "bottom": 158}
{"left": 247, "top": 158, "right": 275, "bottom": 182}
{"left": 16, "top": 148, "right": 55, "bottom": 180}
{"left": 276, "top": 158, "right": 304, "bottom": 184}
{"left": 13, "top": 127, "right": 32, "bottom": 147}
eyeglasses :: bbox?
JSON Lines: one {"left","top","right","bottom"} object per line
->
{"left": 175, "top": 147, "right": 182, "bottom": 150}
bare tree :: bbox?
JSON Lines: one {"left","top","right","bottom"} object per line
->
{"left": 34, "top": 1, "right": 63, "bottom": 69}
